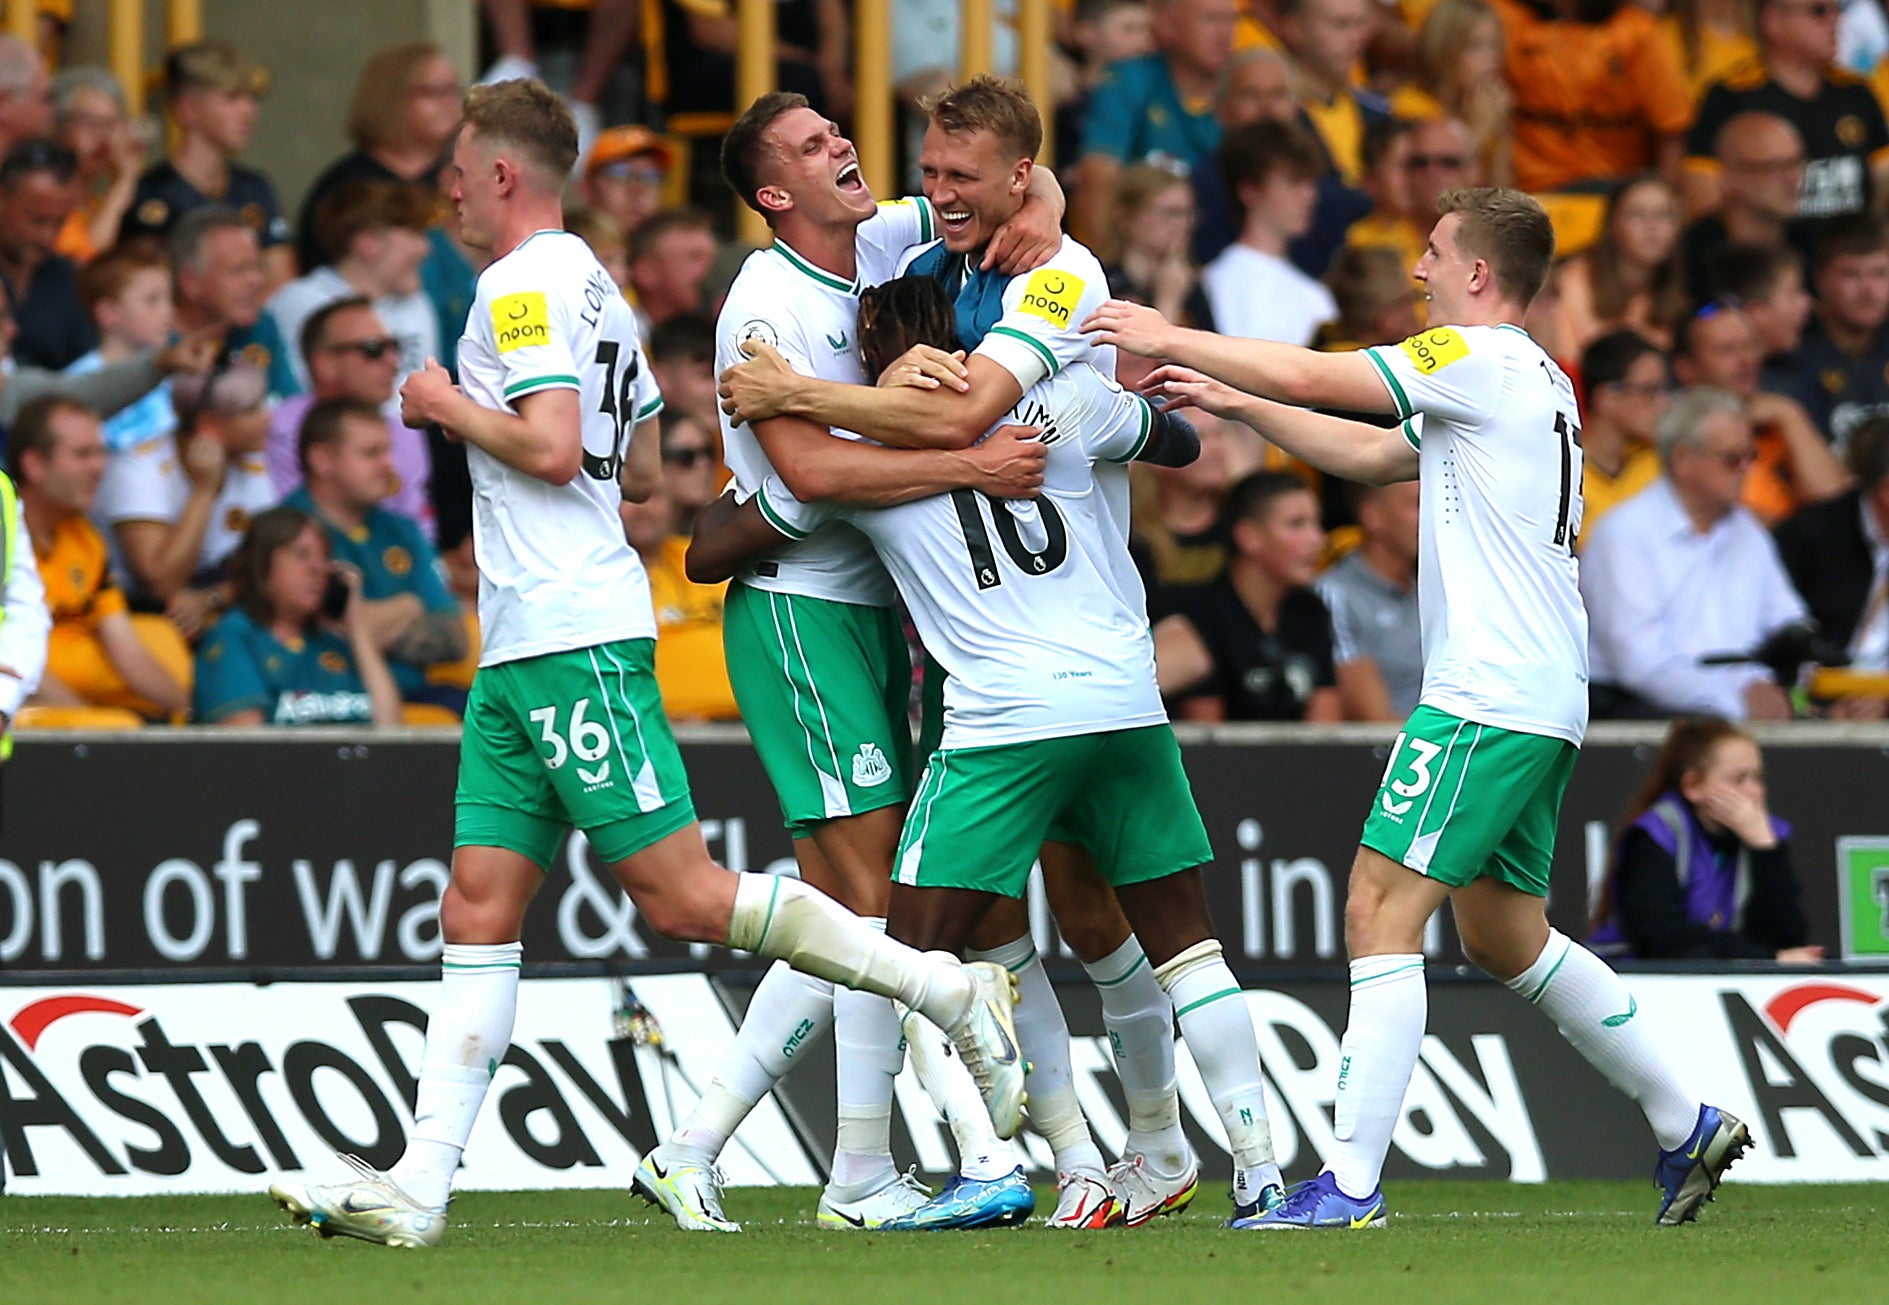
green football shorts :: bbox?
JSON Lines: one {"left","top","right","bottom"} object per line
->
{"left": 1359, "top": 704, "right": 1578, "bottom": 897}
{"left": 895, "top": 725, "right": 1213, "bottom": 897}
{"left": 724, "top": 582, "right": 914, "bottom": 835}
{"left": 455, "top": 638, "right": 696, "bottom": 869}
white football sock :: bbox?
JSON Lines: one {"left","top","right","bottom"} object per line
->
{"left": 728, "top": 873, "right": 973, "bottom": 1028}
{"left": 668, "top": 961, "right": 834, "bottom": 1158}
{"left": 831, "top": 919, "right": 903, "bottom": 1190}
{"left": 1082, "top": 935, "right": 1184, "bottom": 1171}
{"left": 1507, "top": 930, "right": 1700, "bottom": 1151}
{"left": 969, "top": 936, "right": 1104, "bottom": 1177}
{"left": 902, "top": 1005, "right": 1013, "bottom": 1180}
{"left": 1154, "top": 941, "right": 1281, "bottom": 1204}
{"left": 388, "top": 942, "right": 521, "bottom": 1211}
{"left": 1326, "top": 953, "right": 1425, "bottom": 1200}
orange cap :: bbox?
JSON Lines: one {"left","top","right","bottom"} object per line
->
{"left": 585, "top": 125, "right": 675, "bottom": 177}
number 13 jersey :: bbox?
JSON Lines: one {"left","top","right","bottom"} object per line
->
{"left": 1362, "top": 323, "right": 1589, "bottom": 745}
{"left": 457, "top": 229, "right": 664, "bottom": 666}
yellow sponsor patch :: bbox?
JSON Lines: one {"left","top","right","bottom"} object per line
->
{"left": 492, "top": 291, "right": 551, "bottom": 353}
{"left": 1015, "top": 267, "right": 1085, "bottom": 330}
{"left": 1398, "top": 327, "right": 1469, "bottom": 375}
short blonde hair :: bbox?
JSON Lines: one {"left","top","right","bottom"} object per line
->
{"left": 1437, "top": 186, "right": 1556, "bottom": 306}
{"left": 460, "top": 79, "right": 577, "bottom": 185}
{"left": 922, "top": 75, "right": 1043, "bottom": 161}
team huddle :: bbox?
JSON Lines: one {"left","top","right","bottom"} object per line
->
{"left": 265, "top": 75, "right": 1750, "bottom": 1246}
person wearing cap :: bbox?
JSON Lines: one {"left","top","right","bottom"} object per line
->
{"left": 123, "top": 40, "right": 293, "bottom": 291}
{"left": 579, "top": 125, "right": 673, "bottom": 240}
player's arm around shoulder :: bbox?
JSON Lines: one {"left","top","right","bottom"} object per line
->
{"left": 684, "top": 480, "right": 817, "bottom": 584}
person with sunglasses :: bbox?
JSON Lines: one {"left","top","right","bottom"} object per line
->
{"left": 264, "top": 295, "right": 433, "bottom": 536}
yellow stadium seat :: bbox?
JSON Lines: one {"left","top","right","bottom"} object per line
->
{"left": 15, "top": 705, "right": 145, "bottom": 731}
{"left": 400, "top": 703, "right": 462, "bottom": 727}
{"left": 426, "top": 607, "right": 482, "bottom": 692}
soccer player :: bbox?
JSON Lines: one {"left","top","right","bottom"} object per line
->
{"left": 717, "top": 76, "right": 1223, "bottom": 1229}
{"left": 700, "top": 273, "right": 1288, "bottom": 1226}
{"left": 628, "top": 90, "right": 1062, "bottom": 1236}
{"left": 262, "top": 80, "right": 1031, "bottom": 1251}
{"left": 1086, "top": 186, "right": 1751, "bottom": 1229}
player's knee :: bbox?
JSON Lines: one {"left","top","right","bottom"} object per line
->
{"left": 1053, "top": 895, "right": 1131, "bottom": 963}
{"left": 635, "top": 888, "right": 720, "bottom": 944}
{"left": 1343, "top": 879, "right": 1389, "bottom": 954}
{"left": 440, "top": 881, "right": 526, "bottom": 944}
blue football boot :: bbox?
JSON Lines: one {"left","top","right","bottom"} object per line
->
{"left": 1231, "top": 1171, "right": 1386, "bottom": 1230}
{"left": 879, "top": 1166, "right": 1036, "bottom": 1230}
{"left": 1654, "top": 1104, "right": 1751, "bottom": 1226}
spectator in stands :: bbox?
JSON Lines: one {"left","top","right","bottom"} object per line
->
{"left": 1315, "top": 478, "right": 1421, "bottom": 720}
{"left": 1341, "top": 118, "right": 1422, "bottom": 277}
{"left": 286, "top": 398, "right": 464, "bottom": 705}
{"left": 1059, "top": 0, "right": 1156, "bottom": 162}
{"left": 124, "top": 42, "right": 290, "bottom": 288}
{"left": 1401, "top": 116, "right": 1480, "bottom": 253}
{"left": 627, "top": 209, "right": 718, "bottom": 331}
{"left": 1314, "top": 245, "right": 1421, "bottom": 350}
{"left": 1771, "top": 214, "right": 1889, "bottom": 452}
{"left": 419, "top": 153, "right": 477, "bottom": 379}
{"left": 0, "top": 138, "right": 90, "bottom": 371}
{"left": 578, "top": 126, "right": 672, "bottom": 243}
{"left": 1495, "top": 0, "right": 1692, "bottom": 194}
{"left": 192, "top": 504, "right": 400, "bottom": 727}
{"left": 1671, "top": 301, "right": 1847, "bottom": 521}
{"left": 1275, "top": 0, "right": 1383, "bottom": 186}
{"left": 1681, "top": 112, "right": 1804, "bottom": 299}
{"left": 660, "top": 0, "right": 853, "bottom": 125}
{"left": 1683, "top": 0, "right": 1889, "bottom": 222}
{"left": 0, "top": 35, "right": 52, "bottom": 156}
{"left": 267, "top": 179, "right": 437, "bottom": 395}
{"left": 1188, "top": 47, "right": 1317, "bottom": 266}
{"left": 892, "top": 0, "right": 1030, "bottom": 170}
{"left": 1579, "top": 329, "right": 1670, "bottom": 538}
{"left": 1098, "top": 163, "right": 1203, "bottom": 325}
{"left": 660, "top": 405, "right": 725, "bottom": 531}
{"left": 1132, "top": 408, "right": 1253, "bottom": 610}
{"left": 1389, "top": 0, "right": 1513, "bottom": 185}
{"left": 566, "top": 204, "right": 630, "bottom": 292}
{"left": 1592, "top": 716, "right": 1820, "bottom": 962}
{"left": 298, "top": 44, "right": 461, "bottom": 273}
{"left": 1199, "top": 122, "right": 1337, "bottom": 344}
{"left": 11, "top": 396, "right": 185, "bottom": 718}
{"left": 267, "top": 297, "right": 431, "bottom": 535}
{"left": 1546, "top": 176, "right": 1688, "bottom": 357}
{"left": 170, "top": 206, "right": 299, "bottom": 398}
{"left": 1658, "top": 0, "right": 1762, "bottom": 101}
{"left": 1582, "top": 385, "right": 1808, "bottom": 720}
{"left": 477, "top": 0, "right": 637, "bottom": 162}
{"left": 620, "top": 413, "right": 740, "bottom": 722}
{"left": 1155, "top": 470, "right": 1340, "bottom": 720}
{"left": 1074, "top": 0, "right": 1240, "bottom": 243}
{"left": 1713, "top": 243, "right": 1812, "bottom": 378}
{"left": 647, "top": 313, "right": 719, "bottom": 434}
{"left": 0, "top": 457, "right": 48, "bottom": 771}
{"left": 51, "top": 67, "right": 142, "bottom": 263}
{"left": 1774, "top": 417, "right": 1889, "bottom": 708}
{"left": 95, "top": 362, "right": 276, "bottom": 639}
{"left": 64, "top": 243, "right": 178, "bottom": 455}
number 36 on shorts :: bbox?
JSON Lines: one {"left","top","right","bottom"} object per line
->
{"left": 529, "top": 698, "right": 614, "bottom": 784}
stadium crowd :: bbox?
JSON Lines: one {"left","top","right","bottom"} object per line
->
{"left": 2, "top": 0, "right": 1889, "bottom": 732}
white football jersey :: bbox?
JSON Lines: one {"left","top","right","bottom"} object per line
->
{"left": 456, "top": 229, "right": 664, "bottom": 666}
{"left": 716, "top": 198, "right": 939, "bottom": 607}
{"left": 759, "top": 363, "right": 1166, "bottom": 749}
{"left": 1361, "top": 323, "right": 1589, "bottom": 744}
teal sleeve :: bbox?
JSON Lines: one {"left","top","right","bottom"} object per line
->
{"left": 193, "top": 618, "right": 271, "bottom": 722}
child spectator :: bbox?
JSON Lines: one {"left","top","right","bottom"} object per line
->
{"left": 1097, "top": 162, "right": 1204, "bottom": 325}
{"left": 0, "top": 137, "right": 91, "bottom": 371}
{"left": 1546, "top": 175, "right": 1689, "bottom": 355}
{"left": 124, "top": 42, "right": 291, "bottom": 288}
{"left": 1592, "top": 716, "right": 1820, "bottom": 961}
{"left": 64, "top": 243, "right": 177, "bottom": 453}
{"left": 578, "top": 126, "right": 672, "bottom": 243}
{"left": 1681, "top": 112, "right": 1805, "bottom": 300}
{"left": 192, "top": 504, "right": 400, "bottom": 726}
{"left": 1199, "top": 122, "right": 1338, "bottom": 343}
{"left": 94, "top": 361, "right": 276, "bottom": 639}
{"left": 626, "top": 208, "right": 719, "bottom": 331}
{"left": 1579, "top": 329, "right": 1670, "bottom": 536}
{"left": 1341, "top": 118, "right": 1422, "bottom": 277}
{"left": 646, "top": 312, "right": 719, "bottom": 433}
{"left": 266, "top": 179, "right": 437, "bottom": 395}
{"left": 11, "top": 395, "right": 186, "bottom": 718}
{"left": 285, "top": 398, "right": 464, "bottom": 706}
{"left": 1130, "top": 408, "right": 1259, "bottom": 614}
{"left": 50, "top": 67, "right": 143, "bottom": 263}
{"left": 1154, "top": 470, "right": 1342, "bottom": 721}
{"left": 566, "top": 204, "right": 630, "bottom": 292}
{"left": 1390, "top": 0, "right": 1513, "bottom": 183}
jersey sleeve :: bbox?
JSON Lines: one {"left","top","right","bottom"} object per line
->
{"left": 474, "top": 254, "right": 583, "bottom": 404}
{"left": 1362, "top": 328, "right": 1505, "bottom": 426}
{"left": 1072, "top": 368, "right": 1156, "bottom": 464}
{"left": 192, "top": 619, "right": 269, "bottom": 722}
{"left": 629, "top": 332, "right": 665, "bottom": 424}
{"left": 755, "top": 474, "right": 844, "bottom": 540}
{"left": 860, "top": 196, "right": 939, "bottom": 254}
{"left": 975, "top": 246, "right": 1112, "bottom": 391}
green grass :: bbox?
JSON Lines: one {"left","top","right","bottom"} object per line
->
{"left": 3, "top": 1182, "right": 1884, "bottom": 1305}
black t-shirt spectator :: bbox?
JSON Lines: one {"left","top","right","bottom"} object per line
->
{"left": 1769, "top": 317, "right": 1889, "bottom": 453}
{"left": 296, "top": 149, "right": 405, "bottom": 271}
{"left": 1171, "top": 577, "right": 1336, "bottom": 720}
{"left": 5, "top": 254, "right": 95, "bottom": 370}
{"left": 1139, "top": 519, "right": 1230, "bottom": 623}
{"left": 1611, "top": 825, "right": 1810, "bottom": 959}
{"left": 1686, "top": 63, "right": 1889, "bottom": 224}
{"left": 123, "top": 160, "right": 291, "bottom": 247}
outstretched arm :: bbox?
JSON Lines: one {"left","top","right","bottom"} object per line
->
{"left": 1085, "top": 300, "right": 1397, "bottom": 416}
{"left": 1144, "top": 366, "right": 1419, "bottom": 485}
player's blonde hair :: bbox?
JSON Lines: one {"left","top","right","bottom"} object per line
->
{"left": 1436, "top": 187, "right": 1556, "bottom": 307}
{"left": 460, "top": 79, "right": 578, "bottom": 187}
{"left": 921, "top": 76, "right": 1043, "bottom": 161}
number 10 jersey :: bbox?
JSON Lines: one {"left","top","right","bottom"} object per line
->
{"left": 457, "top": 228, "right": 665, "bottom": 667}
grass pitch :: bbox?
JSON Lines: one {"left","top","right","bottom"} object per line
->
{"left": 4, "top": 1181, "right": 1881, "bottom": 1305}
